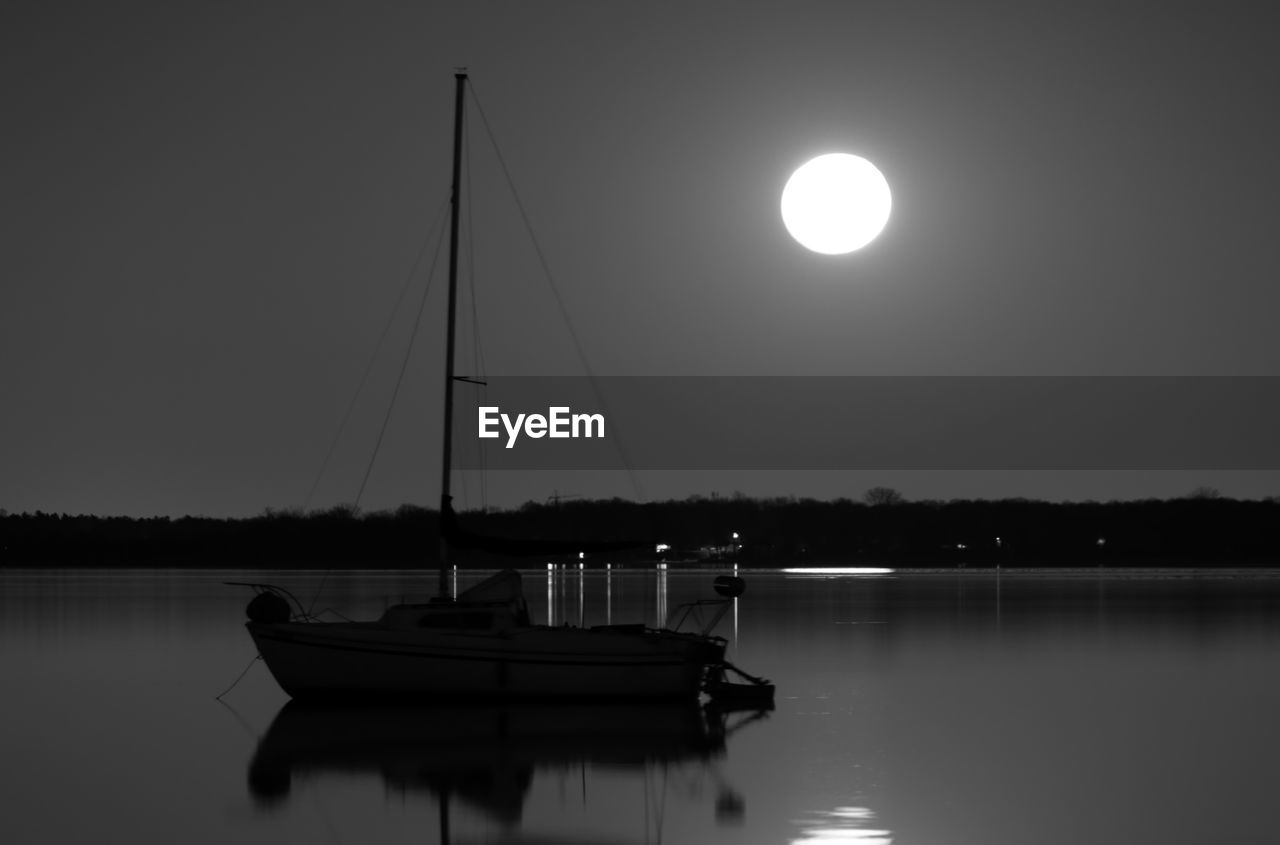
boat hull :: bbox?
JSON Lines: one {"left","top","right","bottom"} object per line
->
{"left": 248, "top": 622, "right": 722, "bottom": 700}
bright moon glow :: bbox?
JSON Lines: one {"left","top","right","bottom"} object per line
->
{"left": 781, "top": 153, "right": 892, "bottom": 254}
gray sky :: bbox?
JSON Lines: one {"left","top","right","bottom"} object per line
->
{"left": 4, "top": 0, "right": 1279, "bottom": 516}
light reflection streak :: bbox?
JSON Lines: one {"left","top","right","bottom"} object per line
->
{"left": 546, "top": 565, "right": 554, "bottom": 626}
{"left": 782, "top": 568, "right": 895, "bottom": 576}
{"left": 792, "top": 806, "right": 892, "bottom": 845}
{"left": 656, "top": 564, "right": 668, "bottom": 628}
{"left": 733, "top": 562, "right": 739, "bottom": 644}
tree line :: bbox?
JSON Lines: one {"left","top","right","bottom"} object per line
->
{"left": 2, "top": 490, "right": 1277, "bottom": 567}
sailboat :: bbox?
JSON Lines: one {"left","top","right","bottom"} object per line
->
{"left": 234, "top": 73, "right": 752, "bottom": 701}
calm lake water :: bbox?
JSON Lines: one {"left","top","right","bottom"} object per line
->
{"left": 4, "top": 567, "right": 1280, "bottom": 844}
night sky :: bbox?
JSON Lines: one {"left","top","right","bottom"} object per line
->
{"left": 4, "top": 0, "right": 1279, "bottom": 517}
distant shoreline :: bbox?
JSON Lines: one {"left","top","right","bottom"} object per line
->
{"left": 5, "top": 564, "right": 1280, "bottom": 574}
{"left": 2, "top": 494, "right": 1277, "bottom": 568}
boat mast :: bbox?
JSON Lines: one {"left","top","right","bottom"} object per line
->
{"left": 439, "top": 71, "right": 466, "bottom": 595}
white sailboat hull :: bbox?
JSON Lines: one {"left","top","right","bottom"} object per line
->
{"left": 249, "top": 621, "right": 722, "bottom": 700}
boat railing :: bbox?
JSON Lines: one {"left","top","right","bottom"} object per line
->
{"left": 665, "top": 575, "right": 748, "bottom": 637}
{"left": 665, "top": 597, "right": 734, "bottom": 637}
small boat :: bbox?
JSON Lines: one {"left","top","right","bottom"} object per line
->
{"left": 235, "top": 74, "right": 743, "bottom": 701}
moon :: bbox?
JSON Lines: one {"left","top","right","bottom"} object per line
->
{"left": 781, "top": 153, "right": 892, "bottom": 254}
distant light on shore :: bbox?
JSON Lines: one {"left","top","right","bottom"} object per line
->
{"left": 782, "top": 567, "right": 895, "bottom": 575}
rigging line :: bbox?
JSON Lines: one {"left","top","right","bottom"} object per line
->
{"left": 305, "top": 197, "right": 449, "bottom": 616}
{"left": 463, "top": 103, "right": 490, "bottom": 513}
{"left": 450, "top": 107, "right": 482, "bottom": 516}
{"left": 464, "top": 102, "right": 489, "bottom": 383}
{"left": 467, "top": 81, "right": 647, "bottom": 503}
{"left": 458, "top": 200, "right": 478, "bottom": 529}
{"left": 302, "top": 196, "right": 452, "bottom": 512}
{"left": 457, "top": 108, "right": 475, "bottom": 514}
{"left": 353, "top": 194, "right": 453, "bottom": 511}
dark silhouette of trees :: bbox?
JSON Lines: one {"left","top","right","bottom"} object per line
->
{"left": 1, "top": 495, "right": 1277, "bottom": 568}
{"left": 864, "top": 487, "right": 905, "bottom": 506}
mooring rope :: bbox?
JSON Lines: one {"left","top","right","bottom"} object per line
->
{"left": 214, "top": 653, "right": 262, "bottom": 701}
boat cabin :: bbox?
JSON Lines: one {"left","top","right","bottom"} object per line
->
{"left": 377, "top": 569, "right": 532, "bottom": 631}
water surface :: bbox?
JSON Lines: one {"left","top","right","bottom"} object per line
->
{"left": 3, "top": 567, "right": 1279, "bottom": 844}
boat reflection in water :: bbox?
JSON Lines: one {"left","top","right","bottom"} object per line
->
{"left": 248, "top": 699, "right": 768, "bottom": 841}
